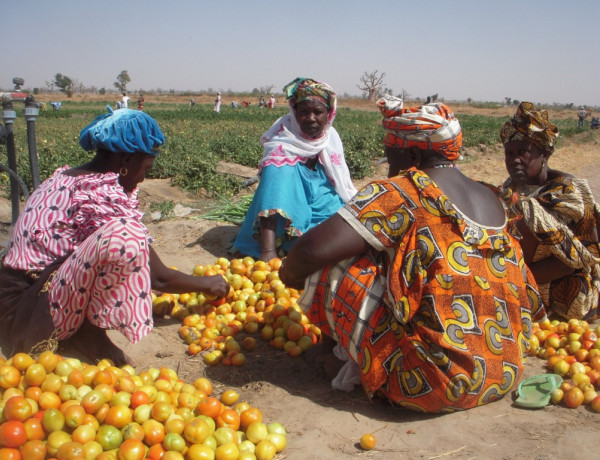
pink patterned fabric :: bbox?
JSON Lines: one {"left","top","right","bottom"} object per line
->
{"left": 48, "top": 218, "right": 153, "bottom": 343}
{"left": 5, "top": 166, "right": 145, "bottom": 271}
{"left": 4, "top": 166, "right": 153, "bottom": 343}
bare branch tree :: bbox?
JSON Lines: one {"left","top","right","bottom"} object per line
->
{"left": 259, "top": 84, "right": 275, "bottom": 95}
{"left": 357, "top": 70, "right": 385, "bottom": 101}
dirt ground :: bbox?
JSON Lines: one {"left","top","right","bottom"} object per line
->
{"left": 1, "top": 118, "right": 600, "bottom": 459}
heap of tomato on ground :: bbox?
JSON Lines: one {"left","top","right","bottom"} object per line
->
{"left": 152, "top": 257, "right": 321, "bottom": 367}
{"left": 0, "top": 351, "right": 287, "bottom": 459}
{"left": 530, "top": 317, "right": 600, "bottom": 411}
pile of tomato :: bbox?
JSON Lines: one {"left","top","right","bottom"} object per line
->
{"left": 0, "top": 351, "right": 287, "bottom": 459}
{"left": 153, "top": 257, "right": 322, "bottom": 367}
{"left": 530, "top": 317, "right": 600, "bottom": 410}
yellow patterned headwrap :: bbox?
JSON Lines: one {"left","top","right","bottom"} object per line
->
{"left": 377, "top": 95, "right": 463, "bottom": 161}
{"left": 500, "top": 102, "right": 559, "bottom": 153}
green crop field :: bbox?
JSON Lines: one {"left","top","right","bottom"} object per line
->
{"left": 1, "top": 101, "right": 589, "bottom": 199}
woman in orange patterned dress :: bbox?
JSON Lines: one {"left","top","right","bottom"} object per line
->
{"left": 280, "top": 96, "right": 545, "bottom": 413}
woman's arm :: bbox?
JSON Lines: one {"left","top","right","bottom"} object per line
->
{"left": 279, "top": 214, "right": 371, "bottom": 289}
{"left": 149, "top": 246, "right": 229, "bottom": 296}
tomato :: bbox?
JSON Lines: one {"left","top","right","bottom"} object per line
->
{"left": 121, "top": 422, "right": 145, "bottom": 441}
{"left": 55, "top": 441, "right": 85, "bottom": 460}
{"left": 117, "top": 438, "right": 146, "bottom": 460}
{"left": 105, "top": 405, "right": 133, "bottom": 429}
{"left": 71, "top": 424, "right": 96, "bottom": 445}
{"left": 38, "top": 391, "right": 62, "bottom": 410}
{"left": 19, "top": 439, "right": 46, "bottom": 460}
{"left": 182, "top": 417, "right": 210, "bottom": 444}
{"left": 164, "top": 417, "right": 185, "bottom": 435}
{"left": 185, "top": 443, "right": 215, "bottom": 460}
{"left": 41, "top": 373, "right": 63, "bottom": 394}
{"left": 44, "top": 430, "right": 71, "bottom": 457}
{"left": 82, "top": 441, "right": 103, "bottom": 460}
{"left": 564, "top": 387, "right": 584, "bottom": 409}
{"left": 360, "top": 433, "right": 376, "bottom": 450}
{"left": 254, "top": 439, "right": 277, "bottom": 460}
{"left": 219, "top": 390, "right": 239, "bottom": 407}
{"left": 142, "top": 419, "right": 165, "bottom": 446}
{"left": 193, "top": 378, "right": 213, "bottom": 396}
{"left": 162, "top": 432, "right": 186, "bottom": 452}
{"left": 36, "top": 351, "right": 59, "bottom": 373}
{"left": 42, "top": 408, "right": 65, "bottom": 433}
{"left": 239, "top": 407, "right": 263, "bottom": 432}
{"left": 24, "top": 387, "right": 42, "bottom": 403}
{"left": 215, "top": 442, "right": 239, "bottom": 460}
{"left": 24, "top": 365, "right": 46, "bottom": 388}
{"left": 146, "top": 443, "right": 166, "bottom": 460}
{"left": 95, "top": 424, "right": 123, "bottom": 451}
{"left": 129, "top": 391, "right": 150, "bottom": 410}
{"left": 215, "top": 409, "right": 240, "bottom": 431}
{"left": 0, "top": 448, "right": 21, "bottom": 460}
{"left": 0, "top": 367, "right": 20, "bottom": 390}
{"left": 3, "top": 397, "right": 32, "bottom": 422}
{"left": 63, "top": 404, "right": 87, "bottom": 430}
{"left": 150, "top": 401, "right": 173, "bottom": 423}
{"left": 196, "top": 397, "right": 221, "bottom": 418}
{"left": 81, "top": 390, "right": 106, "bottom": 414}
{"left": 0, "top": 421, "right": 27, "bottom": 448}
{"left": 23, "top": 418, "right": 45, "bottom": 441}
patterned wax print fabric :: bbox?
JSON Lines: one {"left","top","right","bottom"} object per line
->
{"left": 377, "top": 95, "right": 463, "bottom": 161}
{"left": 284, "top": 77, "right": 336, "bottom": 113}
{"left": 499, "top": 102, "right": 559, "bottom": 153}
{"left": 300, "top": 168, "right": 545, "bottom": 413}
{"left": 232, "top": 162, "right": 344, "bottom": 258}
{"left": 3, "top": 166, "right": 154, "bottom": 343}
{"left": 504, "top": 176, "right": 600, "bottom": 321}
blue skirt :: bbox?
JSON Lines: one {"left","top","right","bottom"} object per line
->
{"left": 232, "top": 162, "right": 344, "bottom": 258}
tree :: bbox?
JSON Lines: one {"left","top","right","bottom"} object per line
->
{"left": 53, "top": 73, "right": 73, "bottom": 97}
{"left": 357, "top": 70, "right": 385, "bottom": 102}
{"left": 259, "top": 84, "right": 275, "bottom": 95}
{"left": 114, "top": 70, "right": 131, "bottom": 92}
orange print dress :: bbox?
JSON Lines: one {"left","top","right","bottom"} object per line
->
{"left": 301, "top": 168, "right": 545, "bottom": 412}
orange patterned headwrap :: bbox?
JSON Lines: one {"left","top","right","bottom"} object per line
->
{"left": 377, "top": 95, "right": 463, "bottom": 161}
{"left": 500, "top": 102, "right": 559, "bottom": 154}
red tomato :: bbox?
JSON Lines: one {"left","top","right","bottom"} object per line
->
{"left": 0, "top": 421, "right": 28, "bottom": 448}
{"left": 196, "top": 396, "right": 221, "bottom": 418}
{"left": 104, "top": 405, "right": 133, "bottom": 429}
{"left": 215, "top": 409, "right": 240, "bottom": 431}
{"left": 129, "top": 391, "right": 151, "bottom": 409}
{"left": 3, "top": 397, "right": 32, "bottom": 422}
{"left": 564, "top": 387, "right": 584, "bottom": 409}
{"left": 142, "top": 419, "right": 165, "bottom": 446}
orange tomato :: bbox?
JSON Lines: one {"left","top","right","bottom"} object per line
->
{"left": 23, "top": 418, "right": 45, "bottom": 441}
{"left": 0, "top": 366, "right": 20, "bottom": 390}
{"left": 19, "top": 440, "right": 46, "bottom": 460}
{"left": 142, "top": 419, "right": 165, "bottom": 446}
{"left": 129, "top": 391, "right": 151, "bottom": 409}
{"left": 3, "top": 397, "right": 32, "bottom": 422}
{"left": 117, "top": 438, "right": 146, "bottom": 460}
{"left": 0, "top": 448, "right": 21, "bottom": 460}
{"left": 36, "top": 351, "right": 59, "bottom": 373}
{"left": 360, "top": 433, "right": 376, "bottom": 450}
{"left": 0, "top": 421, "right": 28, "bottom": 448}
{"left": 239, "top": 407, "right": 262, "bottom": 431}
{"left": 215, "top": 408, "right": 240, "bottom": 431}
{"left": 104, "top": 405, "right": 133, "bottom": 429}
{"left": 196, "top": 396, "right": 221, "bottom": 418}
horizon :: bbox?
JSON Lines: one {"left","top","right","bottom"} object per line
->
{"left": 2, "top": 1, "right": 599, "bottom": 107}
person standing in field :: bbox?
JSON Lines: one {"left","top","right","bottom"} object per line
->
{"left": 138, "top": 93, "right": 145, "bottom": 111}
{"left": 268, "top": 94, "right": 276, "bottom": 109}
{"left": 578, "top": 106, "right": 588, "bottom": 127}
{"left": 122, "top": 92, "right": 130, "bottom": 109}
{"left": 214, "top": 92, "right": 222, "bottom": 113}
{"left": 231, "top": 77, "right": 356, "bottom": 262}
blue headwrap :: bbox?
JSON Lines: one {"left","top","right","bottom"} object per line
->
{"left": 79, "top": 106, "right": 165, "bottom": 155}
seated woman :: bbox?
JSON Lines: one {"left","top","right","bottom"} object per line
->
{"left": 501, "top": 102, "right": 600, "bottom": 321}
{"left": 232, "top": 77, "right": 356, "bottom": 262}
{"left": 0, "top": 107, "right": 229, "bottom": 365}
{"left": 279, "top": 96, "right": 545, "bottom": 413}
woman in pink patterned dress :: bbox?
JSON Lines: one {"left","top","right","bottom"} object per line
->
{"left": 0, "top": 107, "right": 228, "bottom": 365}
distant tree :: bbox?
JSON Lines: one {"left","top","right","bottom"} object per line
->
{"left": 71, "top": 78, "right": 86, "bottom": 94}
{"left": 431, "top": 93, "right": 439, "bottom": 102}
{"left": 513, "top": 100, "right": 520, "bottom": 106}
{"left": 398, "top": 89, "right": 410, "bottom": 101}
{"left": 99, "top": 87, "right": 106, "bottom": 95}
{"left": 54, "top": 73, "right": 73, "bottom": 97}
{"left": 251, "top": 88, "right": 260, "bottom": 96}
{"left": 357, "top": 70, "right": 385, "bottom": 102}
{"left": 259, "top": 84, "right": 275, "bottom": 95}
{"left": 114, "top": 70, "right": 131, "bottom": 92}
{"left": 467, "top": 97, "right": 472, "bottom": 104}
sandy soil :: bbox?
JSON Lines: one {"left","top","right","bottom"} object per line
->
{"left": 1, "top": 122, "right": 600, "bottom": 459}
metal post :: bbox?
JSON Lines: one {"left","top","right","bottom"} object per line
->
{"left": 24, "top": 96, "right": 40, "bottom": 189}
{"left": 1, "top": 102, "right": 19, "bottom": 223}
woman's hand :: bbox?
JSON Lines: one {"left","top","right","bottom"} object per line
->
{"left": 202, "top": 275, "right": 229, "bottom": 298}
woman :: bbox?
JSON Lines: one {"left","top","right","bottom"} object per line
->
{"left": 214, "top": 92, "right": 222, "bottom": 113}
{"left": 501, "top": 102, "right": 600, "bottom": 320}
{"left": 0, "top": 107, "right": 228, "bottom": 365}
{"left": 232, "top": 77, "right": 356, "bottom": 261}
{"left": 137, "top": 93, "right": 145, "bottom": 111}
{"left": 279, "top": 96, "right": 545, "bottom": 413}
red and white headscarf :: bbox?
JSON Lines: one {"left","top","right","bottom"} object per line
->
{"left": 377, "top": 95, "right": 463, "bottom": 161}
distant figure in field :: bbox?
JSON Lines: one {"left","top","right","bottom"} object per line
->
{"left": 137, "top": 93, "right": 145, "bottom": 111}
{"left": 50, "top": 102, "right": 62, "bottom": 111}
{"left": 268, "top": 94, "right": 276, "bottom": 109}
{"left": 121, "top": 92, "right": 130, "bottom": 109}
{"left": 214, "top": 92, "right": 222, "bottom": 113}
{"left": 578, "top": 106, "right": 589, "bottom": 128}
{"left": 189, "top": 99, "right": 196, "bottom": 108}
{"left": 241, "top": 101, "right": 251, "bottom": 108}
{"left": 258, "top": 95, "right": 267, "bottom": 108}
{"left": 231, "top": 101, "right": 239, "bottom": 109}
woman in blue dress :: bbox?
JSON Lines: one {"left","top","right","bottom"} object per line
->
{"left": 232, "top": 77, "right": 357, "bottom": 261}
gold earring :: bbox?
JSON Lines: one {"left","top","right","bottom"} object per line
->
{"left": 119, "top": 167, "right": 128, "bottom": 177}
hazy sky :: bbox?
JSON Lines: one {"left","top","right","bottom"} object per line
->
{"left": 2, "top": 1, "right": 599, "bottom": 106}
